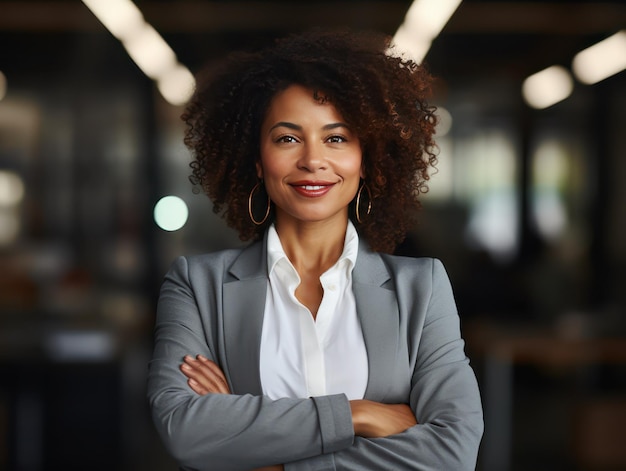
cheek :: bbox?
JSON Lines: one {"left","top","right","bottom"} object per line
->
{"left": 347, "top": 151, "right": 364, "bottom": 180}
{"left": 259, "top": 157, "right": 282, "bottom": 180}
{"left": 342, "top": 155, "right": 364, "bottom": 195}
{"left": 257, "top": 145, "right": 279, "bottom": 180}
{"left": 257, "top": 157, "right": 287, "bottom": 201}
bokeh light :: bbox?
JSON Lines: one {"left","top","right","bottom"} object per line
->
{"left": 0, "top": 170, "right": 25, "bottom": 207}
{"left": 153, "top": 195, "right": 189, "bottom": 231}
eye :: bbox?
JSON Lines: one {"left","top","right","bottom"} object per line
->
{"left": 326, "top": 135, "right": 347, "bottom": 144}
{"left": 276, "top": 135, "right": 298, "bottom": 144}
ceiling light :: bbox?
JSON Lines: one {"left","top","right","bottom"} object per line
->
{"left": 83, "top": 0, "right": 191, "bottom": 107}
{"left": 157, "top": 64, "right": 196, "bottom": 106}
{"left": 122, "top": 23, "right": 177, "bottom": 79}
{"left": 390, "top": 25, "right": 432, "bottom": 63}
{"left": 391, "top": 0, "right": 462, "bottom": 62}
{"left": 404, "top": 0, "right": 463, "bottom": 40}
{"left": 572, "top": 30, "right": 626, "bottom": 85}
{"left": 81, "top": 0, "right": 144, "bottom": 41}
{"left": 522, "top": 65, "right": 574, "bottom": 109}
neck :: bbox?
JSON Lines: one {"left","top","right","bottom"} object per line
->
{"left": 274, "top": 216, "right": 348, "bottom": 275}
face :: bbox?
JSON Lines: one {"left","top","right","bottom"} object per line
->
{"left": 257, "top": 85, "right": 363, "bottom": 228}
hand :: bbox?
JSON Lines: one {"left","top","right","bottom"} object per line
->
{"left": 181, "top": 357, "right": 283, "bottom": 469}
{"left": 180, "top": 354, "right": 231, "bottom": 395}
{"left": 349, "top": 400, "right": 417, "bottom": 438}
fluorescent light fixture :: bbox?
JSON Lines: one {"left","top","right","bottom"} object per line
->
{"left": 391, "top": 25, "right": 432, "bottom": 63}
{"left": 81, "top": 0, "right": 144, "bottom": 41}
{"left": 83, "top": 0, "right": 192, "bottom": 106}
{"left": 391, "top": 0, "right": 462, "bottom": 62}
{"left": 572, "top": 30, "right": 626, "bottom": 85}
{"left": 157, "top": 64, "right": 196, "bottom": 106}
{"left": 522, "top": 65, "right": 574, "bottom": 109}
{"left": 122, "top": 23, "right": 177, "bottom": 79}
{"left": 404, "top": 0, "right": 463, "bottom": 40}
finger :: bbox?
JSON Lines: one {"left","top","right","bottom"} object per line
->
{"left": 181, "top": 363, "right": 225, "bottom": 394}
{"left": 180, "top": 357, "right": 219, "bottom": 390}
{"left": 353, "top": 401, "right": 417, "bottom": 437}
{"left": 181, "top": 356, "right": 230, "bottom": 394}
{"left": 197, "top": 356, "right": 229, "bottom": 385}
{"left": 195, "top": 355, "right": 230, "bottom": 393}
{"left": 187, "top": 378, "right": 209, "bottom": 395}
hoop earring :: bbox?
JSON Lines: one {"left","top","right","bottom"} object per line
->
{"left": 248, "top": 181, "right": 271, "bottom": 225}
{"left": 355, "top": 183, "right": 372, "bottom": 224}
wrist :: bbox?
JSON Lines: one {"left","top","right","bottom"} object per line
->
{"left": 349, "top": 399, "right": 368, "bottom": 436}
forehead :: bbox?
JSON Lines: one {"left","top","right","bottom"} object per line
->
{"left": 263, "top": 84, "right": 344, "bottom": 124}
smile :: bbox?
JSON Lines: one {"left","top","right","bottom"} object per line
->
{"left": 290, "top": 182, "right": 335, "bottom": 197}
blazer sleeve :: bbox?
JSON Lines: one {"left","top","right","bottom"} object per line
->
{"left": 284, "top": 258, "right": 483, "bottom": 471}
{"left": 147, "top": 256, "right": 354, "bottom": 471}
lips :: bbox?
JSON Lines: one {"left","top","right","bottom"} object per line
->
{"left": 290, "top": 181, "right": 335, "bottom": 197}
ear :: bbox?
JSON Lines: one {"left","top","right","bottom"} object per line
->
{"left": 256, "top": 160, "right": 263, "bottom": 179}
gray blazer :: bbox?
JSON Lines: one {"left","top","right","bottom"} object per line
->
{"left": 147, "top": 235, "right": 483, "bottom": 471}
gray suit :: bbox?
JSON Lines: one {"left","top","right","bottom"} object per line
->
{"left": 147, "top": 235, "right": 483, "bottom": 470}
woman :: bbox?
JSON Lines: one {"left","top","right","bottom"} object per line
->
{"left": 147, "top": 30, "right": 483, "bottom": 470}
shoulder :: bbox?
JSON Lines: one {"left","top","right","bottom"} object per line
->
{"left": 379, "top": 253, "right": 447, "bottom": 280}
{"left": 166, "top": 241, "right": 263, "bottom": 284}
{"left": 184, "top": 248, "right": 247, "bottom": 270}
{"left": 372, "top": 255, "right": 459, "bottom": 329}
{"left": 355, "top": 241, "right": 449, "bottom": 288}
{"left": 377, "top": 254, "right": 454, "bottom": 304}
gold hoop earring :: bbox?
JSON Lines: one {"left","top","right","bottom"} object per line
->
{"left": 355, "top": 183, "right": 372, "bottom": 224}
{"left": 248, "top": 182, "right": 271, "bottom": 225}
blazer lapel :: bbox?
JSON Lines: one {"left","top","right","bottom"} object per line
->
{"left": 221, "top": 236, "right": 400, "bottom": 401}
{"left": 353, "top": 243, "right": 400, "bottom": 402}
{"left": 222, "top": 238, "right": 268, "bottom": 395}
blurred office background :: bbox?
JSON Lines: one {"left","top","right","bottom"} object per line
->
{"left": 0, "top": 1, "right": 625, "bottom": 470}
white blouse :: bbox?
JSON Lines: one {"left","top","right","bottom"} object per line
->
{"left": 259, "top": 222, "right": 369, "bottom": 400}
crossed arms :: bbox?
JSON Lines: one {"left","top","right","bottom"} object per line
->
{"left": 147, "top": 255, "right": 483, "bottom": 470}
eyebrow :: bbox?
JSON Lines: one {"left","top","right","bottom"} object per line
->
{"left": 268, "top": 122, "right": 350, "bottom": 133}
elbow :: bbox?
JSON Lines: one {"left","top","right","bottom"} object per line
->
{"left": 157, "top": 415, "right": 191, "bottom": 465}
{"left": 449, "top": 412, "right": 484, "bottom": 470}
{"left": 153, "top": 408, "right": 216, "bottom": 470}
{"left": 427, "top": 410, "right": 484, "bottom": 471}
{"left": 148, "top": 392, "right": 211, "bottom": 470}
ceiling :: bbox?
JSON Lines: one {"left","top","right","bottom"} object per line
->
{"left": 0, "top": 1, "right": 625, "bottom": 89}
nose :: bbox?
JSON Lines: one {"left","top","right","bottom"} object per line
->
{"left": 297, "top": 141, "right": 327, "bottom": 172}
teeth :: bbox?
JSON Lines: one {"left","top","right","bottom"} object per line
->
{"left": 302, "top": 185, "right": 324, "bottom": 190}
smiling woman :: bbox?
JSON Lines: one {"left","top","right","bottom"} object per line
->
{"left": 182, "top": 30, "right": 439, "bottom": 253}
{"left": 147, "top": 29, "right": 483, "bottom": 471}
{"left": 258, "top": 85, "right": 364, "bottom": 229}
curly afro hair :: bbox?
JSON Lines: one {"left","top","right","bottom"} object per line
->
{"left": 182, "top": 29, "right": 438, "bottom": 253}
